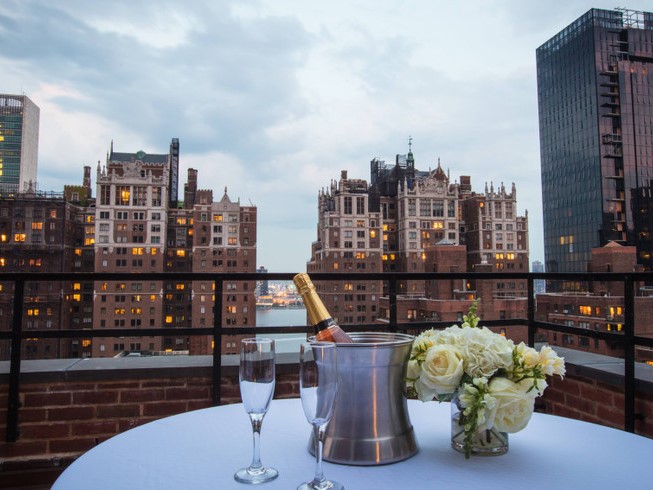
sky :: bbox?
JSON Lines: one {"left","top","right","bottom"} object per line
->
{"left": 1, "top": 0, "right": 651, "bottom": 272}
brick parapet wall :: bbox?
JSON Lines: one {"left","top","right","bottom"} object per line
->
{"left": 539, "top": 366, "right": 653, "bottom": 438}
{"left": 0, "top": 357, "right": 299, "bottom": 488}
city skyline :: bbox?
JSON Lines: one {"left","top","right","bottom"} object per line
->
{"left": 2, "top": 0, "right": 652, "bottom": 271}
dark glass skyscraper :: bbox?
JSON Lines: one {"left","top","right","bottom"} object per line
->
{"left": 537, "top": 8, "right": 653, "bottom": 272}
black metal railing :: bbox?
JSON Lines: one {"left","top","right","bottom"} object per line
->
{"left": 2, "top": 270, "right": 653, "bottom": 444}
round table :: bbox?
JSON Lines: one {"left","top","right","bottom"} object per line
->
{"left": 53, "top": 398, "right": 652, "bottom": 489}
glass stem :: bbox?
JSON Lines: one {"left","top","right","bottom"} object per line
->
{"left": 249, "top": 413, "right": 264, "bottom": 471}
{"left": 312, "top": 423, "right": 327, "bottom": 485}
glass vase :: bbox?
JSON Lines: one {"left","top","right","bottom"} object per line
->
{"left": 450, "top": 396, "right": 508, "bottom": 457}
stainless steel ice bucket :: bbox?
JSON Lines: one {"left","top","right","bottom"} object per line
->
{"left": 309, "top": 332, "right": 418, "bottom": 465}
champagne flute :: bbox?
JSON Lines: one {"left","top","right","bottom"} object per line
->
{"left": 298, "top": 341, "right": 343, "bottom": 490}
{"left": 234, "top": 338, "right": 279, "bottom": 484}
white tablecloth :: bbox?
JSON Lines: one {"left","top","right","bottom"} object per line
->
{"left": 53, "top": 398, "right": 652, "bottom": 489}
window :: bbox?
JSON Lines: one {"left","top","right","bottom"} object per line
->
{"left": 356, "top": 197, "right": 365, "bottom": 214}
{"left": 100, "top": 185, "right": 111, "bottom": 205}
{"left": 344, "top": 197, "right": 352, "bottom": 215}
{"left": 116, "top": 186, "right": 130, "bottom": 205}
{"left": 132, "top": 186, "right": 147, "bottom": 206}
{"left": 151, "top": 187, "right": 162, "bottom": 207}
{"left": 432, "top": 200, "right": 444, "bottom": 217}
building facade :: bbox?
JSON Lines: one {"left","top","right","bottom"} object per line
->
{"left": 0, "top": 94, "right": 39, "bottom": 195}
{"left": 535, "top": 242, "right": 653, "bottom": 362}
{"left": 537, "top": 8, "right": 653, "bottom": 273}
{"left": 0, "top": 139, "right": 256, "bottom": 360}
{"left": 307, "top": 148, "right": 529, "bottom": 337}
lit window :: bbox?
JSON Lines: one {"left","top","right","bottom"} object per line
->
{"left": 14, "top": 233, "right": 26, "bottom": 242}
{"left": 165, "top": 315, "right": 173, "bottom": 324}
{"left": 176, "top": 250, "right": 186, "bottom": 257}
{"left": 73, "top": 283, "right": 81, "bottom": 291}
{"left": 176, "top": 284, "right": 185, "bottom": 290}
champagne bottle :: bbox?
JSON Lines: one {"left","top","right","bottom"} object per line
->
{"left": 293, "top": 273, "right": 354, "bottom": 343}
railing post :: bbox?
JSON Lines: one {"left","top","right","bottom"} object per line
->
{"left": 624, "top": 274, "right": 635, "bottom": 433}
{"left": 389, "top": 276, "right": 397, "bottom": 333}
{"left": 6, "top": 277, "right": 25, "bottom": 442}
{"left": 212, "top": 276, "right": 224, "bottom": 406}
{"left": 527, "top": 276, "right": 535, "bottom": 347}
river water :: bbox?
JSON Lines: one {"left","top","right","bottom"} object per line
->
{"left": 255, "top": 307, "right": 307, "bottom": 354}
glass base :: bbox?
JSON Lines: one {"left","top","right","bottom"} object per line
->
{"left": 451, "top": 427, "right": 509, "bottom": 456}
{"left": 451, "top": 398, "right": 508, "bottom": 457}
{"left": 297, "top": 480, "right": 344, "bottom": 490}
{"left": 234, "top": 466, "right": 279, "bottom": 484}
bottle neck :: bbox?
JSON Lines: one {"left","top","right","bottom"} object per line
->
{"left": 303, "top": 290, "right": 334, "bottom": 329}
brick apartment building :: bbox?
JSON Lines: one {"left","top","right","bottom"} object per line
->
{"left": 536, "top": 241, "right": 653, "bottom": 362}
{"left": 0, "top": 139, "right": 256, "bottom": 360}
{"left": 306, "top": 145, "right": 529, "bottom": 341}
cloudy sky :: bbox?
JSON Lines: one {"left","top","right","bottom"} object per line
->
{"left": 1, "top": 1, "right": 650, "bottom": 271}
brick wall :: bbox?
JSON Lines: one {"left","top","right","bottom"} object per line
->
{"left": 540, "top": 373, "right": 653, "bottom": 437}
{"left": 0, "top": 360, "right": 299, "bottom": 488}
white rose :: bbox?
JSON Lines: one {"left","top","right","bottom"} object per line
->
{"left": 488, "top": 378, "right": 536, "bottom": 433}
{"left": 538, "top": 346, "right": 566, "bottom": 377}
{"left": 461, "top": 327, "right": 514, "bottom": 379}
{"left": 515, "top": 342, "right": 539, "bottom": 369}
{"left": 405, "top": 358, "right": 421, "bottom": 381}
{"left": 416, "top": 344, "right": 464, "bottom": 399}
{"left": 410, "top": 333, "right": 437, "bottom": 362}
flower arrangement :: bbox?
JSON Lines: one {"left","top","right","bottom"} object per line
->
{"left": 405, "top": 301, "right": 566, "bottom": 458}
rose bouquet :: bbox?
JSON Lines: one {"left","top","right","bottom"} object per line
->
{"left": 405, "top": 301, "right": 565, "bottom": 458}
